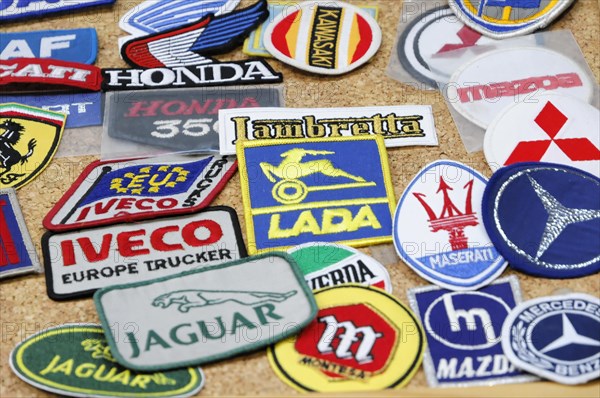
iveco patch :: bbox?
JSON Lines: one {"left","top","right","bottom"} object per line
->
{"left": 0, "top": 0, "right": 115, "bottom": 22}
{"left": 263, "top": 0, "right": 382, "bottom": 75}
{"left": 288, "top": 242, "right": 392, "bottom": 292}
{"left": 449, "top": 0, "right": 575, "bottom": 39}
{"left": 106, "top": 87, "right": 283, "bottom": 154}
{"left": 501, "top": 293, "right": 600, "bottom": 384}
{"left": 10, "top": 324, "right": 204, "bottom": 397}
{"left": 394, "top": 160, "right": 507, "bottom": 290}
{"left": 408, "top": 276, "right": 537, "bottom": 387}
{"left": 482, "top": 162, "right": 600, "bottom": 278}
{"left": 0, "top": 188, "right": 40, "bottom": 279}
{"left": 237, "top": 136, "right": 396, "bottom": 254}
{"left": 219, "top": 106, "right": 437, "bottom": 155}
{"left": 43, "top": 155, "right": 236, "bottom": 231}
{"left": 0, "top": 103, "right": 65, "bottom": 189}
{"left": 94, "top": 252, "right": 317, "bottom": 371}
{"left": 268, "top": 285, "right": 425, "bottom": 392}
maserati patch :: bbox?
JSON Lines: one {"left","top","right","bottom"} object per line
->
{"left": 94, "top": 252, "right": 317, "bottom": 371}
{"left": 237, "top": 136, "right": 396, "bottom": 254}
{"left": 394, "top": 160, "right": 507, "bottom": 290}
{"left": 0, "top": 0, "right": 115, "bottom": 22}
{"left": 268, "top": 285, "right": 425, "bottom": 392}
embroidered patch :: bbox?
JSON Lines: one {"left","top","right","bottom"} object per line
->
{"left": 122, "top": 0, "right": 268, "bottom": 68}
{"left": 43, "top": 206, "right": 247, "bottom": 300}
{"left": 0, "top": 103, "right": 65, "bottom": 189}
{"left": 408, "top": 276, "right": 537, "bottom": 387}
{"left": 263, "top": 0, "right": 382, "bottom": 75}
{"left": 44, "top": 155, "right": 236, "bottom": 232}
{"left": 94, "top": 252, "right": 317, "bottom": 371}
{"left": 237, "top": 136, "right": 396, "bottom": 254}
{"left": 106, "top": 87, "right": 282, "bottom": 154}
{"left": 267, "top": 284, "right": 425, "bottom": 392}
{"left": 0, "top": 0, "right": 115, "bottom": 22}
{"left": 219, "top": 106, "right": 437, "bottom": 155}
{"left": 501, "top": 293, "right": 600, "bottom": 385}
{"left": 449, "top": 0, "right": 575, "bottom": 39}
{"left": 0, "top": 188, "right": 40, "bottom": 279}
{"left": 482, "top": 162, "right": 600, "bottom": 278}
{"left": 10, "top": 324, "right": 204, "bottom": 397}
{"left": 288, "top": 242, "right": 392, "bottom": 292}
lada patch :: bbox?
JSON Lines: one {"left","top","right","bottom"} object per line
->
{"left": 106, "top": 87, "right": 283, "bottom": 154}
{"left": 9, "top": 324, "right": 204, "bottom": 397}
{"left": 263, "top": 0, "right": 382, "bottom": 75}
{"left": 0, "top": 188, "right": 41, "bottom": 279}
{"left": 482, "top": 162, "right": 600, "bottom": 279}
{"left": 43, "top": 206, "right": 247, "bottom": 300}
{"left": 0, "top": 103, "right": 65, "bottom": 189}
{"left": 237, "top": 136, "right": 396, "bottom": 254}
{"left": 219, "top": 106, "right": 437, "bottom": 155}
{"left": 0, "top": 0, "right": 115, "bottom": 22}
{"left": 288, "top": 242, "right": 392, "bottom": 292}
{"left": 43, "top": 155, "right": 236, "bottom": 232}
{"left": 501, "top": 293, "right": 600, "bottom": 385}
{"left": 394, "top": 160, "right": 507, "bottom": 290}
{"left": 408, "top": 276, "right": 537, "bottom": 387}
{"left": 94, "top": 252, "right": 317, "bottom": 371}
{"left": 267, "top": 284, "right": 425, "bottom": 392}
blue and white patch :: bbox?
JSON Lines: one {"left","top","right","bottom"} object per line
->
{"left": 394, "top": 160, "right": 507, "bottom": 291}
{"left": 501, "top": 292, "right": 600, "bottom": 385}
{"left": 0, "top": 28, "right": 97, "bottom": 64}
{"left": 482, "top": 162, "right": 600, "bottom": 279}
{"left": 0, "top": 0, "right": 115, "bottom": 22}
{"left": 408, "top": 276, "right": 536, "bottom": 387}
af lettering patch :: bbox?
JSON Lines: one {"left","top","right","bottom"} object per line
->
{"left": 267, "top": 285, "right": 425, "bottom": 392}
{"left": 394, "top": 160, "right": 507, "bottom": 291}
{"left": 0, "top": 188, "right": 40, "bottom": 279}
{"left": 237, "top": 136, "right": 396, "bottom": 254}
{"left": 9, "top": 324, "right": 204, "bottom": 397}
{"left": 482, "top": 162, "right": 600, "bottom": 278}
{"left": 288, "top": 242, "right": 392, "bottom": 292}
{"left": 219, "top": 106, "right": 437, "bottom": 155}
{"left": 501, "top": 293, "right": 600, "bottom": 385}
{"left": 43, "top": 206, "right": 247, "bottom": 300}
{"left": 0, "top": 0, "right": 115, "bottom": 22}
{"left": 408, "top": 276, "right": 537, "bottom": 387}
{"left": 43, "top": 155, "right": 236, "bottom": 231}
{"left": 94, "top": 252, "right": 317, "bottom": 371}
{"left": 0, "top": 103, "right": 65, "bottom": 190}
{"left": 263, "top": 0, "right": 382, "bottom": 75}
{"left": 106, "top": 87, "right": 283, "bottom": 154}
{"left": 447, "top": 47, "right": 594, "bottom": 129}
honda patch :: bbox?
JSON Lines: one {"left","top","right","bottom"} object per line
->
{"left": 0, "top": 0, "right": 115, "bottom": 22}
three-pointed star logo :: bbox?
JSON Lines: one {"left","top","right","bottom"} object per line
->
{"left": 540, "top": 313, "right": 600, "bottom": 354}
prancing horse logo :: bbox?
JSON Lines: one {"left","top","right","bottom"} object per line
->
{"left": 0, "top": 119, "right": 36, "bottom": 180}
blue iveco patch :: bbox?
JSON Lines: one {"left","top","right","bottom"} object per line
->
{"left": 0, "top": 28, "right": 97, "bottom": 64}
{"left": 408, "top": 276, "right": 536, "bottom": 387}
{"left": 0, "top": 0, "right": 115, "bottom": 22}
{"left": 482, "top": 162, "right": 600, "bottom": 279}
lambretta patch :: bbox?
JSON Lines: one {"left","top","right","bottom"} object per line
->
{"left": 43, "top": 207, "right": 247, "bottom": 300}
{"left": 94, "top": 252, "right": 317, "bottom": 371}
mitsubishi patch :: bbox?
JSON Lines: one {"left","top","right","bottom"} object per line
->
{"left": 0, "top": 0, "right": 115, "bottom": 22}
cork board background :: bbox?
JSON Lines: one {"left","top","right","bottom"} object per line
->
{"left": 1, "top": 0, "right": 599, "bottom": 396}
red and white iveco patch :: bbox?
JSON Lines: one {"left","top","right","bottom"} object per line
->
{"left": 42, "top": 207, "right": 247, "bottom": 300}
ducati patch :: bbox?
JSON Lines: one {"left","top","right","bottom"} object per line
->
{"left": 0, "top": 0, "right": 115, "bottom": 22}
{"left": 43, "top": 155, "right": 236, "bottom": 232}
{"left": 288, "top": 242, "right": 392, "bottom": 292}
{"left": 267, "top": 285, "right": 425, "bottom": 392}
{"left": 408, "top": 276, "right": 537, "bottom": 387}
{"left": 10, "top": 324, "right": 204, "bottom": 397}
{"left": 106, "top": 87, "right": 283, "bottom": 154}
{"left": 263, "top": 0, "right": 382, "bottom": 75}
{"left": 501, "top": 293, "right": 600, "bottom": 385}
{"left": 94, "top": 252, "right": 317, "bottom": 371}
{"left": 449, "top": 0, "right": 575, "bottom": 39}
{"left": 485, "top": 93, "right": 600, "bottom": 177}
{"left": 482, "top": 162, "right": 600, "bottom": 278}
{"left": 394, "top": 160, "right": 507, "bottom": 290}
{"left": 237, "top": 136, "right": 396, "bottom": 254}
{"left": 0, "top": 188, "right": 40, "bottom": 279}
{"left": 43, "top": 206, "right": 247, "bottom": 300}
{"left": 219, "top": 106, "right": 437, "bottom": 155}
{"left": 0, "top": 103, "right": 65, "bottom": 189}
